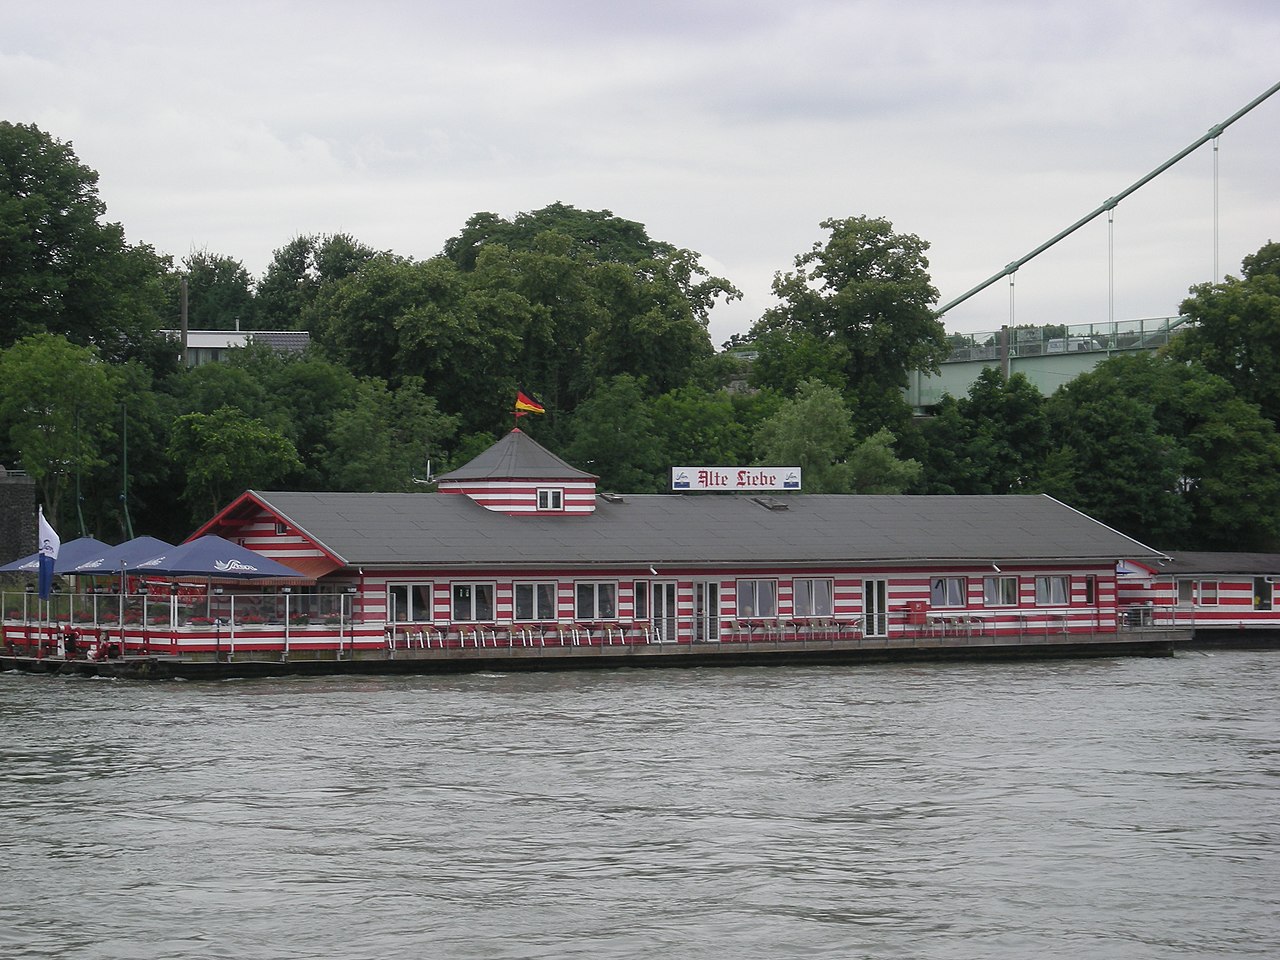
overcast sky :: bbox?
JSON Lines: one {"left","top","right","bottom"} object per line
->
{"left": 5, "top": 1, "right": 1277, "bottom": 346}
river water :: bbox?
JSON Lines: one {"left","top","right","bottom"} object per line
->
{"left": 1, "top": 650, "right": 1277, "bottom": 960}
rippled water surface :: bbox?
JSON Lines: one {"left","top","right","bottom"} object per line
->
{"left": 2, "top": 651, "right": 1278, "bottom": 959}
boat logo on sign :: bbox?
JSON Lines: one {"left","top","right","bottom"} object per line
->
{"left": 214, "top": 559, "right": 259, "bottom": 572}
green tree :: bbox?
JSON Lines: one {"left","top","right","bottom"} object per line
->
{"left": 649, "top": 386, "right": 752, "bottom": 469}
{"left": 0, "top": 334, "right": 120, "bottom": 528}
{"left": 751, "top": 379, "right": 920, "bottom": 493}
{"left": 172, "top": 249, "right": 256, "bottom": 330}
{"left": 1039, "top": 353, "right": 1276, "bottom": 547}
{"left": 846, "top": 428, "right": 923, "bottom": 494}
{"left": 749, "top": 216, "right": 947, "bottom": 434}
{"left": 909, "top": 394, "right": 980, "bottom": 494}
{"left": 325, "top": 377, "right": 458, "bottom": 490}
{"left": 1042, "top": 385, "right": 1189, "bottom": 545}
{"left": 0, "top": 122, "right": 171, "bottom": 360}
{"left": 441, "top": 204, "right": 739, "bottom": 414}
{"left": 946, "top": 369, "right": 1049, "bottom": 494}
{"left": 86, "top": 362, "right": 182, "bottom": 542}
{"left": 167, "top": 406, "right": 302, "bottom": 519}
{"left": 1170, "top": 240, "right": 1280, "bottom": 425}
{"left": 1056, "top": 353, "right": 1280, "bottom": 550}
{"left": 255, "top": 233, "right": 376, "bottom": 330}
{"left": 563, "top": 376, "right": 664, "bottom": 492}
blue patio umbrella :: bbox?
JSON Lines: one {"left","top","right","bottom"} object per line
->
{"left": 0, "top": 536, "right": 112, "bottom": 574}
{"left": 126, "top": 535, "right": 314, "bottom": 580}
{"left": 70, "top": 536, "right": 175, "bottom": 575}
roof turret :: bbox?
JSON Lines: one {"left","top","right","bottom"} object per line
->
{"left": 435, "top": 428, "right": 597, "bottom": 483}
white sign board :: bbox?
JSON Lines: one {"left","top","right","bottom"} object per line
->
{"left": 670, "top": 467, "right": 801, "bottom": 492}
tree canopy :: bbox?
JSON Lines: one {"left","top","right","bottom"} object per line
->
{"left": 1170, "top": 240, "right": 1280, "bottom": 425}
{"left": 0, "top": 121, "right": 171, "bottom": 361}
{"left": 3, "top": 119, "right": 1279, "bottom": 553}
{"left": 748, "top": 216, "right": 948, "bottom": 435}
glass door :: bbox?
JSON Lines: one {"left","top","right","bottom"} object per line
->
{"left": 652, "top": 581, "right": 679, "bottom": 643}
{"left": 863, "top": 579, "right": 888, "bottom": 637}
{"left": 694, "top": 581, "right": 719, "bottom": 642}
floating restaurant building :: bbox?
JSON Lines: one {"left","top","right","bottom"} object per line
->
{"left": 12, "top": 428, "right": 1266, "bottom": 676}
{"left": 189, "top": 430, "right": 1175, "bottom": 658}
{"left": 1116, "top": 551, "right": 1280, "bottom": 636}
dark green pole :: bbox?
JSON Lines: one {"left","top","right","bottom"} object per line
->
{"left": 75, "top": 406, "right": 88, "bottom": 538}
{"left": 120, "top": 402, "right": 135, "bottom": 540}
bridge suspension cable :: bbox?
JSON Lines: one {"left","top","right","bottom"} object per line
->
{"left": 937, "top": 80, "right": 1280, "bottom": 317}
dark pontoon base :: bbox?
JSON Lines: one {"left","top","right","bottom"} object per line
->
{"left": 1, "top": 633, "right": 1183, "bottom": 681}
{"left": 1172, "top": 628, "right": 1280, "bottom": 649}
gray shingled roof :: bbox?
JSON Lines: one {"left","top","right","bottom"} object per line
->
{"left": 434, "top": 429, "right": 597, "bottom": 483}
{"left": 248, "top": 489, "right": 1166, "bottom": 570}
{"left": 1157, "top": 551, "right": 1280, "bottom": 575}
{"left": 250, "top": 331, "right": 311, "bottom": 353}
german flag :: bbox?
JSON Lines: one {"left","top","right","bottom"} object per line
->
{"left": 514, "top": 390, "right": 546, "bottom": 416}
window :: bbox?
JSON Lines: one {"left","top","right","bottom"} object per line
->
{"left": 275, "top": 522, "right": 289, "bottom": 535}
{"left": 452, "top": 582, "right": 494, "bottom": 621}
{"left": 930, "top": 577, "right": 966, "bottom": 607}
{"left": 536, "top": 488, "right": 564, "bottom": 511}
{"left": 1255, "top": 578, "right": 1273, "bottom": 611}
{"left": 736, "top": 579, "right": 777, "bottom": 618}
{"left": 793, "top": 578, "right": 833, "bottom": 617}
{"left": 514, "top": 582, "right": 557, "bottom": 621}
{"left": 633, "top": 580, "right": 649, "bottom": 620}
{"left": 1198, "top": 580, "right": 1219, "bottom": 606}
{"left": 1035, "top": 576, "right": 1068, "bottom": 605}
{"left": 983, "top": 576, "right": 1019, "bottom": 606}
{"left": 388, "top": 583, "right": 433, "bottom": 623}
{"left": 1084, "top": 576, "right": 1097, "bottom": 605}
{"left": 575, "top": 582, "right": 617, "bottom": 620}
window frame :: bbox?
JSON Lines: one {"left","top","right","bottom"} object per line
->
{"left": 387, "top": 582, "right": 434, "bottom": 623}
{"left": 1034, "top": 575, "right": 1069, "bottom": 606}
{"left": 513, "top": 581, "right": 558, "bottom": 622}
{"left": 451, "top": 581, "right": 496, "bottom": 622}
{"left": 574, "top": 581, "right": 618, "bottom": 621}
{"left": 930, "top": 576, "right": 967, "bottom": 608}
{"left": 736, "top": 579, "right": 778, "bottom": 619}
{"left": 536, "top": 487, "right": 564, "bottom": 511}
{"left": 983, "top": 575, "right": 1019, "bottom": 607}
{"left": 792, "top": 578, "right": 834, "bottom": 618}
{"left": 632, "top": 580, "right": 650, "bottom": 621}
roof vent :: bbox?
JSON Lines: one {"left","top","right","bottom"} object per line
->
{"left": 751, "top": 496, "right": 789, "bottom": 511}
{"left": 599, "top": 492, "right": 626, "bottom": 504}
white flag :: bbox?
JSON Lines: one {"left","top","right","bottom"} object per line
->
{"left": 38, "top": 507, "right": 60, "bottom": 600}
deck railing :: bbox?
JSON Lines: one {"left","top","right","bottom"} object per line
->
{"left": 2, "top": 588, "right": 1137, "bottom": 662}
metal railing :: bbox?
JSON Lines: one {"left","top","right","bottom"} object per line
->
{"left": 943, "top": 316, "right": 1187, "bottom": 363}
